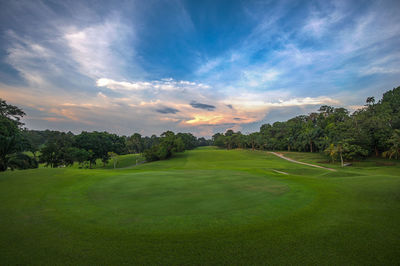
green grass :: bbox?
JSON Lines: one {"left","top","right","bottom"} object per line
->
{"left": 0, "top": 147, "right": 399, "bottom": 264}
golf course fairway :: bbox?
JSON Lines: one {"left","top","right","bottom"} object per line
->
{"left": 0, "top": 147, "right": 399, "bottom": 264}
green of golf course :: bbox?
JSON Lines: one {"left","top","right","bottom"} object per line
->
{"left": 0, "top": 147, "right": 399, "bottom": 264}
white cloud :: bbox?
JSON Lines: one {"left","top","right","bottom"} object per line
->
{"left": 360, "top": 67, "right": 400, "bottom": 76}
{"left": 358, "top": 53, "right": 400, "bottom": 76}
{"left": 96, "top": 77, "right": 211, "bottom": 92}
{"left": 63, "top": 17, "right": 135, "bottom": 79}
{"left": 96, "top": 78, "right": 151, "bottom": 91}
{"left": 302, "top": 2, "right": 346, "bottom": 37}
{"left": 242, "top": 69, "right": 281, "bottom": 87}
{"left": 5, "top": 31, "right": 58, "bottom": 87}
{"left": 225, "top": 91, "right": 339, "bottom": 111}
{"left": 303, "top": 17, "right": 328, "bottom": 37}
{"left": 5, "top": 16, "right": 140, "bottom": 90}
{"left": 196, "top": 58, "right": 223, "bottom": 75}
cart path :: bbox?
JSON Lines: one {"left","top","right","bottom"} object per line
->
{"left": 269, "top": 152, "right": 336, "bottom": 171}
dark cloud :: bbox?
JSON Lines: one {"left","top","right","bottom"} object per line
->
{"left": 156, "top": 107, "right": 180, "bottom": 114}
{"left": 226, "top": 104, "right": 233, "bottom": 109}
{"left": 233, "top": 117, "right": 241, "bottom": 121}
{"left": 190, "top": 101, "right": 215, "bottom": 111}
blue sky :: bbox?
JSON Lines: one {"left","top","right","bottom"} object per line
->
{"left": 0, "top": 0, "right": 399, "bottom": 137}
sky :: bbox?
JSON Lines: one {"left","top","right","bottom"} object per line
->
{"left": 0, "top": 0, "right": 399, "bottom": 137}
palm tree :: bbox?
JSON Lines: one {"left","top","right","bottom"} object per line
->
{"left": 324, "top": 143, "right": 344, "bottom": 166}
{"left": 337, "top": 143, "right": 344, "bottom": 167}
{"left": 324, "top": 144, "right": 337, "bottom": 163}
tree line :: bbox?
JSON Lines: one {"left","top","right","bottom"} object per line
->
{"left": 213, "top": 86, "right": 400, "bottom": 164}
{"left": 0, "top": 100, "right": 211, "bottom": 171}
{"left": 1, "top": 85, "right": 399, "bottom": 171}
{"left": 20, "top": 130, "right": 209, "bottom": 169}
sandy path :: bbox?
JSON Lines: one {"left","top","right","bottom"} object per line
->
{"left": 269, "top": 152, "right": 336, "bottom": 171}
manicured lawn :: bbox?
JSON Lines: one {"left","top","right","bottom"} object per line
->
{"left": 0, "top": 147, "right": 399, "bottom": 264}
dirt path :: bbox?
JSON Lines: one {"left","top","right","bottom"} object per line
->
{"left": 273, "top": 169, "right": 289, "bottom": 175}
{"left": 269, "top": 152, "right": 336, "bottom": 171}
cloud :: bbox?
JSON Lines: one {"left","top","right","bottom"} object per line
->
{"left": 360, "top": 67, "right": 400, "bottom": 76}
{"left": 1, "top": 0, "right": 399, "bottom": 138}
{"left": 347, "top": 105, "right": 366, "bottom": 112}
{"left": 194, "top": 0, "right": 400, "bottom": 100}
{"left": 225, "top": 91, "right": 339, "bottom": 110}
{"left": 63, "top": 17, "right": 135, "bottom": 79}
{"left": 196, "top": 58, "right": 223, "bottom": 75}
{"left": 5, "top": 30, "right": 61, "bottom": 88}
{"left": 96, "top": 77, "right": 210, "bottom": 92}
{"left": 97, "top": 78, "right": 150, "bottom": 91}
{"left": 242, "top": 69, "right": 281, "bottom": 87}
{"left": 4, "top": 13, "right": 141, "bottom": 95}
{"left": 302, "top": 2, "right": 346, "bottom": 37}
{"left": 190, "top": 101, "right": 216, "bottom": 111}
{"left": 156, "top": 107, "right": 180, "bottom": 114}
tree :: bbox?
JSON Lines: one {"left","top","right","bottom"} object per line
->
{"left": 143, "top": 131, "right": 192, "bottom": 162}
{"left": 22, "top": 130, "right": 44, "bottom": 160}
{"left": 224, "top": 135, "right": 233, "bottom": 150}
{"left": 340, "top": 143, "right": 368, "bottom": 161}
{"left": 318, "top": 105, "right": 334, "bottom": 117}
{"left": 248, "top": 133, "right": 261, "bottom": 151}
{"left": 108, "top": 152, "right": 119, "bottom": 168}
{"left": 324, "top": 144, "right": 337, "bottom": 163}
{"left": 300, "top": 121, "right": 317, "bottom": 152}
{"left": 40, "top": 132, "right": 74, "bottom": 168}
{"left": 75, "top": 131, "right": 114, "bottom": 168}
{"left": 0, "top": 117, "right": 23, "bottom": 171}
{"left": 225, "top": 129, "right": 234, "bottom": 136}
{"left": 337, "top": 143, "right": 345, "bottom": 167}
{"left": 177, "top": 133, "right": 197, "bottom": 150}
{"left": 72, "top": 148, "right": 92, "bottom": 167}
{"left": 324, "top": 142, "right": 345, "bottom": 166}
{"left": 197, "top": 137, "right": 210, "bottom": 146}
{"left": 212, "top": 133, "right": 225, "bottom": 148}
{"left": 365, "top": 96, "right": 375, "bottom": 106}
{"left": 0, "top": 98, "right": 26, "bottom": 126}
{"left": 8, "top": 153, "right": 38, "bottom": 170}
{"left": 0, "top": 99, "right": 26, "bottom": 171}
{"left": 383, "top": 129, "right": 400, "bottom": 159}
{"left": 325, "top": 141, "right": 368, "bottom": 166}
{"left": 357, "top": 97, "right": 391, "bottom": 156}
{"left": 127, "top": 133, "right": 143, "bottom": 153}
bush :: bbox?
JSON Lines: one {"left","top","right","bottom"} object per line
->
{"left": 8, "top": 153, "right": 38, "bottom": 170}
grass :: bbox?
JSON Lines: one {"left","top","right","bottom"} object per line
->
{"left": 0, "top": 147, "right": 399, "bottom": 264}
